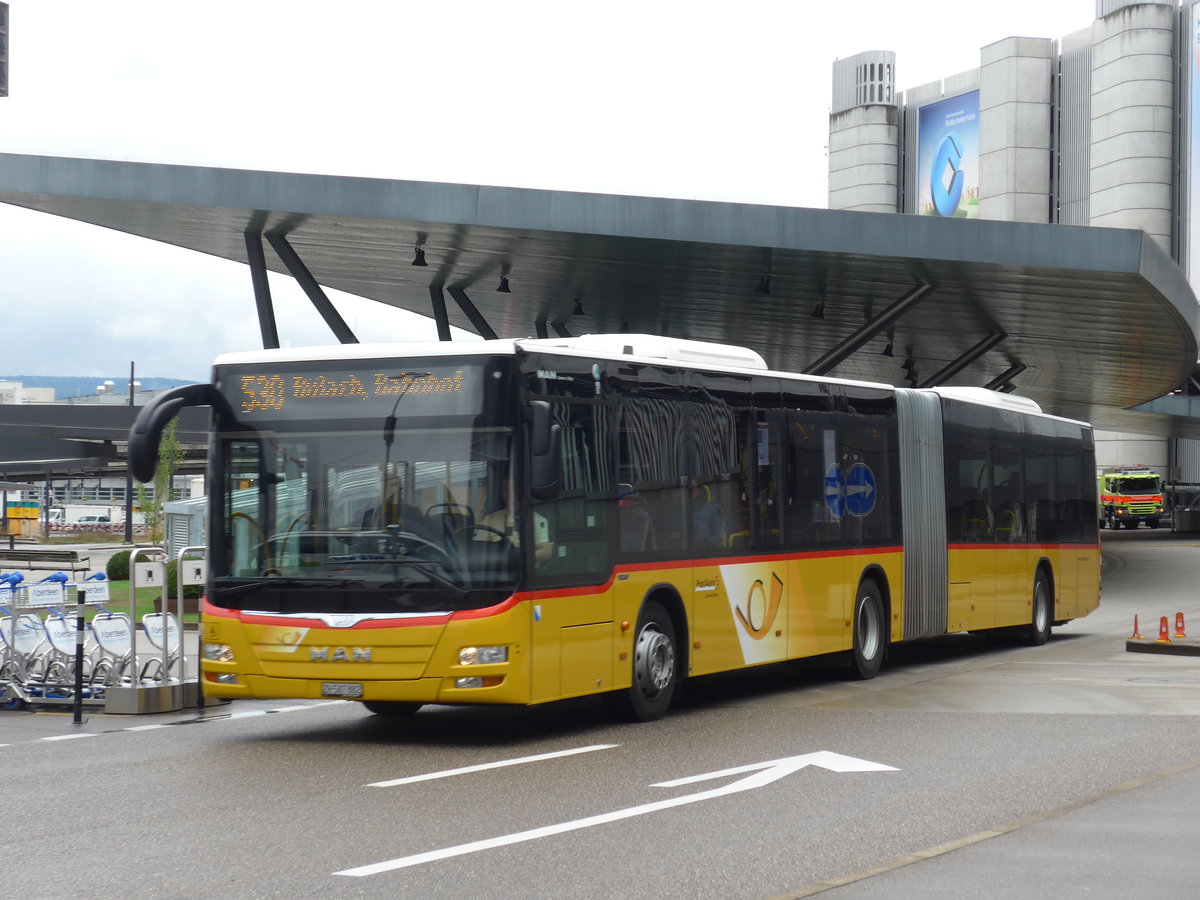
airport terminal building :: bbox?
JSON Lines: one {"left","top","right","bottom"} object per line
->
{"left": 828, "top": 0, "right": 1200, "bottom": 473}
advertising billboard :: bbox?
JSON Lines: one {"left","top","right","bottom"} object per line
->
{"left": 917, "top": 91, "right": 980, "bottom": 218}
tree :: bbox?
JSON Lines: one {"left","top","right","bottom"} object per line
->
{"left": 136, "top": 417, "right": 183, "bottom": 544}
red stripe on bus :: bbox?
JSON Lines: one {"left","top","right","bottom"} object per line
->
{"left": 948, "top": 543, "right": 1100, "bottom": 551}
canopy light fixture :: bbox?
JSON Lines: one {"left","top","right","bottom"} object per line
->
{"left": 881, "top": 329, "right": 895, "bottom": 357}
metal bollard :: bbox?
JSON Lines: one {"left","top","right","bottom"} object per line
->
{"left": 72, "top": 590, "right": 86, "bottom": 724}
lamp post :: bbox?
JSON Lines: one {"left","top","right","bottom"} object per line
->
{"left": 124, "top": 362, "right": 137, "bottom": 543}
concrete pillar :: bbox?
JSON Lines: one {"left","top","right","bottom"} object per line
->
{"left": 978, "top": 37, "right": 1055, "bottom": 223}
{"left": 1089, "top": 1, "right": 1175, "bottom": 254}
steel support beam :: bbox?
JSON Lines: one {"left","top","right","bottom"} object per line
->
{"left": 264, "top": 231, "right": 358, "bottom": 344}
{"left": 244, "top": 230, "right": 280, "bottom": 349}
{"left": 446, "top": 286, "right": 498, "bottom": 340}
{"left": 804, "top": 281, "right": 934, "bottom": 377}
{"left": 918, "top": 332, "right": 1008, "bottom": 388}
{"left": 428, "top": 285, "right": 451, "bottom": 341}
{"left": 982, "top": 363, "right": 1028, "bottom": 392}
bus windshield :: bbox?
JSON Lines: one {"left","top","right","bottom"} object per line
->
{"left": 208, "top": 356, "right": 519, "bottom": 615}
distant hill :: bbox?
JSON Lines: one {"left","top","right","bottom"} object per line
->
{"left": 1, "top": 375, "right": 198, "bottom": 399}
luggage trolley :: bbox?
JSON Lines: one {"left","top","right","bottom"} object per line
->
{"left": 1, "top": 577, "right": 49, "bottom": 707}
{"left": 88, "top": 604, "right": 138, "bottom": 687}
{"left": 1, "top": 573, "right": 68, "bottom": 706}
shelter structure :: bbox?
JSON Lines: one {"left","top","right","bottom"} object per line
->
{"left": 0, "top": 151, "right": 1197, "bottom": 463}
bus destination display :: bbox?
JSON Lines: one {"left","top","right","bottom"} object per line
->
{"left": 223, "top": 366, "right": 479, "bottom": 420}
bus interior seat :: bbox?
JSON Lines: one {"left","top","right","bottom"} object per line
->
{"left": 961, "top": 499, "right": 991, "bottom": 541}
{"left": 994, "top": 502, "right": 1023, "bottom": 541}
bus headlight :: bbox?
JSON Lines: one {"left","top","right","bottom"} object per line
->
{"left": 459, "top": 645, "right": 508, "bottom": 665}
{"left": 202, "top": 642, "right": 235, "bottom": 663}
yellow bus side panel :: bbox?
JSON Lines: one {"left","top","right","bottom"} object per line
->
{"left": 1073, "top": 546, "right": 1101, "bottom": 619}
{"left": 783, "top": 555, "right": 848, "bottom": 659}
{"left": 947, "top": 547, "right": 995, "bottom": 631}
{"left": 529, "top": 586, "right": 615, "bottom": 703}
{"left": 993, "top": 546, "right": 1031, "bottom": 628}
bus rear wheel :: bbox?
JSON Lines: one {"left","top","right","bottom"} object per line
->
{"left": 1025, "top": 571, "right": 1052, "bottom": 646}
{"left": 851, "top": 580, "right": 885, "bottom": 680}
{"left": 615, "top": 600, "right": 678, "bottom": 722}
{"left": 362, "top": 701, "right": 423, "bottom": 717}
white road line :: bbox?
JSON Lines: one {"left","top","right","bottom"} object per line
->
{"left": 367, "top": 743, "right": 619, "bottom": 788}
{"left": 0, "top": 700, "right": 339, "bottom": 749}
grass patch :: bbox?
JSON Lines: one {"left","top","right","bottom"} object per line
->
{"left": 81, "top": 581, "right": 199, "bottom": 624}
{"left": 44, "top": 531, "right": 134, "bottom": 545}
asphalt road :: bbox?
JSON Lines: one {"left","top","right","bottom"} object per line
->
{"left": 2, "top": 526, "right": 1199, "bottom": 899}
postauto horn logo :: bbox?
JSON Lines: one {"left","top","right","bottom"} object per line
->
{"left": 930, "top": 132, "right": 965, "bottom": 217}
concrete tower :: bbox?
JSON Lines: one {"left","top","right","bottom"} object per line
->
{"left": 828, "top": 51, "right": 899, "bottom": 212}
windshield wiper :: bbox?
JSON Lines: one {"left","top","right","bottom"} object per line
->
{"left": 328, "top": 557, "right": 468, "bottom": 600}
{"left": 214, "top": 577, "right": 356, "bottom": 600}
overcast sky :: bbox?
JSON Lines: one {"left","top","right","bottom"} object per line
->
{"left": 0, "top": 0, "right": 1097, "bottom": 383}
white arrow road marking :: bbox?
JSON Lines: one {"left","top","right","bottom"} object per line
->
{"left": 366, "top": 744, "right": 619, "bottom": 787}
{"left": 335, "top": 751, "right": 897, "bottom": 877}
{"left": 653, "top": 750, "right": 897, "bottom": 787}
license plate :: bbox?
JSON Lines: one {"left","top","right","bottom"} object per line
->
{"left": 321, "top": 682, "right": 363, "bottom": 698}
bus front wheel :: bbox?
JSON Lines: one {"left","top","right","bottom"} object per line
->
{"left": 851, "top": 580, "right": 885, "bottom": 680}
{"left": 1025, "top": 571, "right": 1052, "bottom": 646}
{"left": 616, "top": 600, "right": 678, "bottom": 722}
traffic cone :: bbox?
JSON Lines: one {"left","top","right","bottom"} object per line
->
{"left": 1157, "top": 616, "right": 1172, "bottom": 644}
{"left": 1174, "top": 612, "right": 1187, "bottom": 639}
{"left": 1130, "top": 615, "right": 1143, "bottom": 640}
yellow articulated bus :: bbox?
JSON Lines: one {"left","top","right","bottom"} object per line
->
{"left": 129, "top": 335, "right": 1100, "bottom": 721}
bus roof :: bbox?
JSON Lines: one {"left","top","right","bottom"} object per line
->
{"left": 214, "top": 335, "right": 925, "bottom": 395}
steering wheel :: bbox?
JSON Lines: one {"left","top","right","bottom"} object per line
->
{"left": 381, "top": 527, "right": 455, "bottom": 563}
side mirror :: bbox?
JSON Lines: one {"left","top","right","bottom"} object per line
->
{"left": 528, "top": 400, "right": 561, "bottom": 501}
{"left": 128, "top": 383, "right": 222, "bottom": 482}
